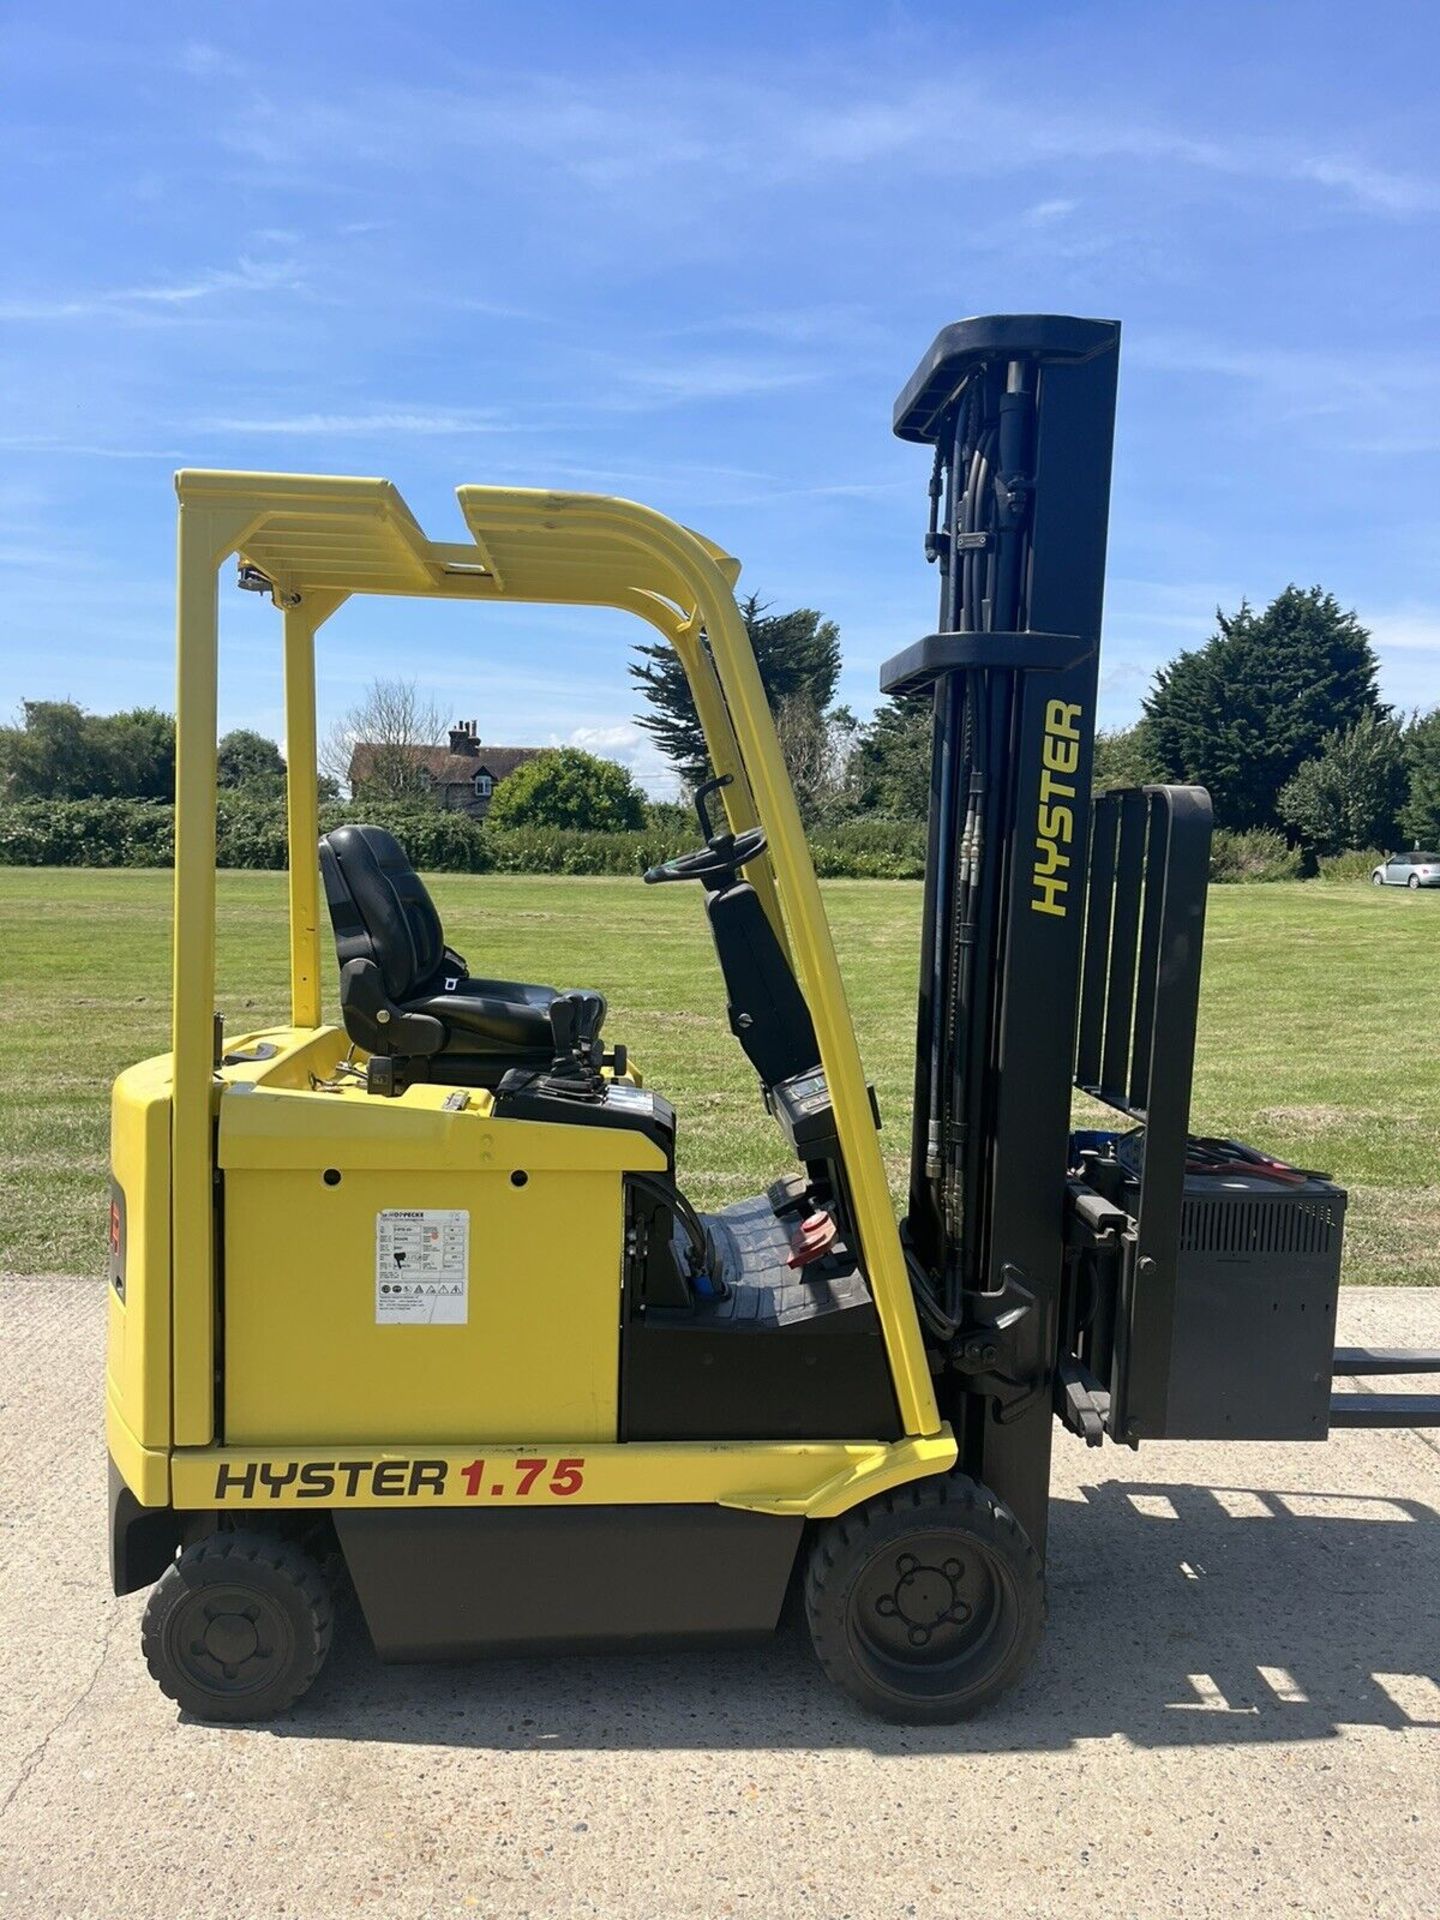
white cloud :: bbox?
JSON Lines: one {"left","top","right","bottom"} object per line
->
{"left": 1001, "top": 114, "right": 1440, "bottom": 216}
{"left": 597, "top": 353, "right": 825, "bottom": 408}
{"left": 195, "top": 408, "right": 516, "bottom": 437}
{"left": 1129, "top": 334, "right": 1440, "bottom": 450}
{"left": 0, "top": 256, "right": 302, "bottom": 323}
{"left": 558, "top": 721, "right": 680, "bottom": 796}
{"left": 565, "top": 723, "right": 646, "bottom": 751}
{"left": 1107, "top": 577, "right": 1233, "bottom": 638}
{"left": 1295, "top": 153, "right": 1440, "bottom": 216}
{"left": 1370, "top": 606, "right": 1440, "bottom": 654}
{"left": 214, "top": 68, "right": 1440, "bottom": 221}
{"left": 0, "top": 437, "right": 181, "bottom": 459}
{"left": 1371, "top": 608, "right": 1440, "bottom": 716}
{"left": 1024, "top": 197, "right": 1077, "bottom": 225}
{"left": 176, "top": 41, "right": 243, "bottom": 79}
{"left": 667, "top": 305, "right": 885, "bottom": 350}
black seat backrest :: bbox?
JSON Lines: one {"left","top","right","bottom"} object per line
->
{"left": 319, "top": 824, "right": 446, "bottom": 1002}
{"left": 704, "top": 879, "right": 820, "bottom": 1087}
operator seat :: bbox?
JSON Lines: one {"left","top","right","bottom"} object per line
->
{"left": 319, "top": 824, "right": 601, "bottom": 1084}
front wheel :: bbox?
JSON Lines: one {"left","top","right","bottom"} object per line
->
{"left": 805, "top": 1471, "right": 1044, "bottom": 1723}
{"left": 141, "top": 1529, "right": 335, "bottom": 1722}
{"left": 1372, "top": 872, "right": 1385, "bottom": 885}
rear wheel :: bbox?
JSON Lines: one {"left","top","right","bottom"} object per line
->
{"left": 141, "top": 1529, "right": 334, "bottom": 1722}
{"left": 1409, "top": 874, "right": 1422, "bottom": 890}
{"left": 805, "top": 1471, "right": 1044, "bottom": 1723}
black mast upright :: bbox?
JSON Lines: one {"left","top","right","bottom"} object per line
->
{"left": 882, "top": 316, "right": 1121, "bottom": 1552}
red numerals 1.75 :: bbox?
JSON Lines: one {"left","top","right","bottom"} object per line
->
{"left": 458, "top": 1456, "right": 586, "bottom": 1499}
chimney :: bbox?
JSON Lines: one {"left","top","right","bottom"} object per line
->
{"left": 448, "top": 719, "right": 478, "bottom": 756}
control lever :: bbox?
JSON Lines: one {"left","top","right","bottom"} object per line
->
{"left": 541, "top": 990, "right": 607, "bottom": 1100}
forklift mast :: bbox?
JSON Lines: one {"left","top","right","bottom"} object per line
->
{"left": 888, "top": 318, "right": 1440, "bottom": 1551}
{"left": 883, "top": 316, "right": 1122, "bottom": 1549}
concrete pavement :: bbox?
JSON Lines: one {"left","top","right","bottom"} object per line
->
{"left": 2, "top": 1276, "right": 1438, "bottom": 1919}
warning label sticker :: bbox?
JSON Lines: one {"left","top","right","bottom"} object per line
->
{"left": 375, "top": 1209, "right": 469, "bottom": 1325}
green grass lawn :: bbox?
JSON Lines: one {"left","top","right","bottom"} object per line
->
{"left": 1, "top": 868, "right": 1436, "bottom": 1282}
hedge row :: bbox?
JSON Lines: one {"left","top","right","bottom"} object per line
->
{"left": 1207, "top": 834, "right": 1389, "bottom": 884}
{"left": 1315, "top": 847, "right": 1385, "bottom": 883}
{"left": 1206, "top": 826, "right": 1304, "bottom": 883}
{"left": 0, "top": 797, "right": 1383, "bottom": 885}
{"left": 0, "top": 799, "right": 926, "bottom": 878}
{"left": 0, "top": 797, "right": 178, "bottom": 867}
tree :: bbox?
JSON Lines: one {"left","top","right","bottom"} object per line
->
{"left": 322, "top": 678, "right": 447, "bottom": 800}
{"left": 772, "top": 696, "right": 858, "bottom": 826}
{"left": 0, "top": 700, "right": 89, "bottom": 797}
{"left": 218, "top": 729, "right": 286, "bottom": 793}
{"left": 486, "top": 747, "right": 646, "bottom": 832}
{"left": 851, "top": 695, "right": 932, "bottom": 819}
{"left": 630, "top": 595, "right": 842, "bottom": 790}
{"left": 1143, "top": 587, "right": 1382, "bottom": 831}
{"left": 1277, "top": 711, "right": 1408, "bottom": 855}
{"left": 1092, "top": 722, "right": 1157, "bottom": 792}
{"left": 0, "top": 700, "right": 175, "bottom": 801}
{"left": 1403, "top": 708, "right": 1440, "bottom": 848}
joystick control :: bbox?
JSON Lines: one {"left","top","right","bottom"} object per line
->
{"left": 541, "top": 990, "right": 607, "bottom": 1099}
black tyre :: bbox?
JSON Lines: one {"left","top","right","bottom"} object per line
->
{"left": 1372, "top": 871, "right": 1385, "bottom": 885}
{"left": 1409, "top": 874, "right": 1422, "bottom": 890}
{"left": 141, "top": 1529, "right": 334, "bottom": 1722}
{"left": 805, "top": 1471, "right": 1044, "bottom": 1723}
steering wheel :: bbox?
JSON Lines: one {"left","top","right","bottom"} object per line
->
{"left": 644, "top": 825, "right": 768, "bottom": 886}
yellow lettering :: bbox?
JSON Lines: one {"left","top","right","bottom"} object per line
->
{"left": 1034, "top": 836, "right": 1071, "bottom": 879}
{"left": 1043, "top": 733, "right": 1079, "bottom": 776}
{"left": 1032, "top": 702, "right": 1086, "bottom": 918}
{"left": 1038, "top": 802, "right": 1073, "bottom": 845}
{"left": 1032, "top": 875, "right": 1067, "bottom": 916}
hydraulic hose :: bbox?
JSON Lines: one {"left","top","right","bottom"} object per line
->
{"left": 926, "top": 358, "right": 1037, "bottom": 1319}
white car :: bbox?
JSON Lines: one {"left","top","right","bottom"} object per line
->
{"left": 1371, "top": 850, "right": 1440, "bottom": 889}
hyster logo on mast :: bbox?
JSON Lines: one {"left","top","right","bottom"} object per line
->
{"left": 1031, "top": 700, "right": 1083, "bottom": 917}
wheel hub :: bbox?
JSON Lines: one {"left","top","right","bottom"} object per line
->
{"left": 202, "top": 1610, "right": 261, "bottom": 1665}
{"left": 873, "top": 1553, "right": 973, "bottom": 1649}
{"left": 176, "top": 1586, "right": 282, "bottom": 1691}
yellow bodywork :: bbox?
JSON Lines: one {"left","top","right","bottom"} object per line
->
{"left": 219, "top": 1029, "right": 654, "bottom": 1447}
{"left": 107, "top": 472, "right": 953, "bottom": 1521}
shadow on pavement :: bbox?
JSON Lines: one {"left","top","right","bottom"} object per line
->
{"left": 263, "top": 1477, "right": 1440, "bottom": 1755}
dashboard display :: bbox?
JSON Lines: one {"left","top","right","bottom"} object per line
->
{"left": 784, "top": 1070, "right": 828, "bottom": 1106}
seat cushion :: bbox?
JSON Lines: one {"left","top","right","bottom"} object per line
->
{"left": 405, "top": 976, "right": 558, "bottom": 1054}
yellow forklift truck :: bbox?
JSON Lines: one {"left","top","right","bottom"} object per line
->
{"left": 108, "top": 315, "right": 1440, "bottom": 1723}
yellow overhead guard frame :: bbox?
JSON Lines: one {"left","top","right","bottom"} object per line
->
{"left": 169, "top": 472, "right": 944, "bottom": 1452}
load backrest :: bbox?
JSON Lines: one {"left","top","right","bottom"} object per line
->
{"left": 319, "top": 824, "right": 446, "bottom": 1002}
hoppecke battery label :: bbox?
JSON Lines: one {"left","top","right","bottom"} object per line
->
{"left": 375, "top": 1208, "right": 469, "bottom": 1325}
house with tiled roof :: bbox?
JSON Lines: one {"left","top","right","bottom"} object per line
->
{"left": 348, "top": 721, "right": 542, "bottom": 818}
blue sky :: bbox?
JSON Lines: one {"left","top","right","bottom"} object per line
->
{"left": 2, "top": 1, "right": 1437, "bottom": 796}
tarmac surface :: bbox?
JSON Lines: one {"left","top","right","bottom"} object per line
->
{"left": 2, "top": 1275, "right": 1438, "bottom": 1920}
